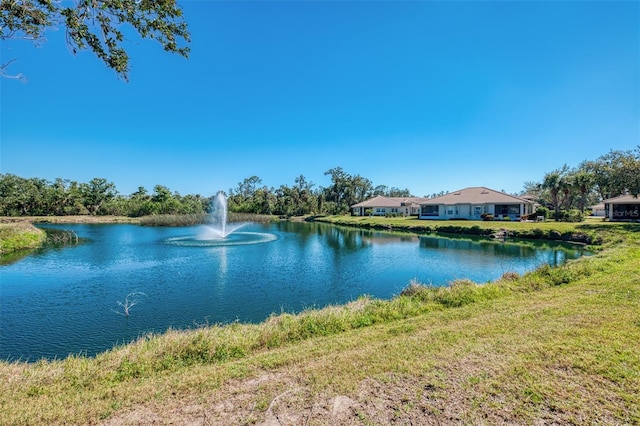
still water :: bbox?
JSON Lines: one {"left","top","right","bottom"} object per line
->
{"left": 0, "top": 222, "right": 585, "bottom": 361}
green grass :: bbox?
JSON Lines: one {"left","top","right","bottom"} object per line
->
{"left": 0, "top": 222, "right": 46, "bottom": 255}
{"left": 0, "top": 220, "right": 638, "bottom": 424}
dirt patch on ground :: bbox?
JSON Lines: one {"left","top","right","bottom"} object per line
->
{"left": 101, "top": 368, "right": 490, "bottom": 425}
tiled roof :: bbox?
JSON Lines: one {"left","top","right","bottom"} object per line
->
{"left": 419, "top": 187, "right": 532, "bottom": 205}
{"left": 351, "top": 196, "right": 426, "bottom": 208}
{"left": 603, "top": 194, "right": 640, "bottom": 204}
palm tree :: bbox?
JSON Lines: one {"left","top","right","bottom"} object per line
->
{"left": 542, "top": 171, "right": 562, "bottom": 221}
{"left": 572, "top": 170, "right": 595, "bottom": 213}
{"left": 542, "top": 166, "right": 572, "bottom": 221}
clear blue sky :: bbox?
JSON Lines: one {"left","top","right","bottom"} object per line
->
{"left": 1, "top": 1, "right": 638, "bottom": 198}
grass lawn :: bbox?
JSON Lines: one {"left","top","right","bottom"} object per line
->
{"left": 0, "top": 218, "right": 638, "bottom": 424}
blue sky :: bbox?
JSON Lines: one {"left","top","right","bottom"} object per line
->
{"left": 1, "top": 0, "right": 638, "bottom": 198}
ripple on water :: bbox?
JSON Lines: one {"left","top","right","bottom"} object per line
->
{"left": 164, "top": 232, "right": 278, "bottom": 247}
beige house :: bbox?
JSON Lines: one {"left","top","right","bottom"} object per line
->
{"left": 418, "top": 187, "right": 534, "bottom": 221}
{"left": 351, "top": 196, "right": 425, "bottom": 216}
{"left": 603, "top": 194, "right": 640, "bottom": 221}
{"left": 590, "top": 203, "right": 606, "bottom": 217}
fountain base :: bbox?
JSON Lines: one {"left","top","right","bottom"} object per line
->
{"left": 165, "top": 231, "right": 277, "bottom": 247}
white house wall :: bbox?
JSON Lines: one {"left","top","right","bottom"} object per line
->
{"left": 419, "top": 203, "right": 527, "bottom": 220}
{"left": 352, "top": 205, "right": 416, "bottom": 216}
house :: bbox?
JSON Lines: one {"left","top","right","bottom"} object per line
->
{"left": 603, "top": 194, "right": 640, "bottom": 221}
{"left": 590, "top": 203, "right": 606, "bottom": 217}
{"left": 418, "top": 187, "right": 534, "bottom": 221}
{"left": 351, "top": 196, "right": 425, "bottom": 216}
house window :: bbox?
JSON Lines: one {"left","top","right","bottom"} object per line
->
{"left": 474, "top": 206, "right": 483, "bottom": 215}
{"left": 495, "top": 205, "right": 520, "bottom": 216}
{"left": 376, "top": 208, "right": 385, "bottom": 214}
{"left": 612, "top": 204, "right": 640, "bottom": 220}
{"left": 421, "top": 205, "right": 439, "bottom": 216}
{"left": 391, "top": 208, "right": 398, "bottom": 213}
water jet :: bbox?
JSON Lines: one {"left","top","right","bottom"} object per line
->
{"left": 165, "top": 192, "right": 276, "bottom": 247}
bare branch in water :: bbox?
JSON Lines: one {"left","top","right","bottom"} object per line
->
{"left": 113, "top": 292, "right": 146, "bottom": 317}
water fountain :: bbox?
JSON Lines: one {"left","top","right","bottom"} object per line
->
{"left": 200, "top": 191, "right": 246, "bottom": 239}
{"left": 165, "top": 191, "right": 277, "bottom": 247}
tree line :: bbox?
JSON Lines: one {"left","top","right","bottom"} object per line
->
{"left": 226, "top": 167, "right": 413, "bottom": 217}
{"left": 1, "top": 149, "right": 638, "bottom": 219}
{"left": 0, "top": 167, "right": 412, "bottom": 218}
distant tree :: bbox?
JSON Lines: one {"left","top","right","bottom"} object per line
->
{"left": 1, "top": 0, "right": 190, "bottom": 81}
{"left": 228, "top": 176, "right": 263, "bottom": 213}
{"left": 179, "top": 193, "right": 208, "bottom": 214}
{"left": 293, "top": 174, "right": 316, "bottom": 215}
{"left": 582, "top": 149, "right": 640, "bottom": 199}
{"left": 541, "top": 166, "right": 571, "bottom": 221}
{"left": 65, "top": 180, "right": 88, "bottom": 215}
{"left": 570, "top": 169, "right": 595, "bottom": 213}
{"left": 0, "top": 174, "right": 28, "bottom": 215}
{"left": 349, "top": 175, "right": 372, "bottom": 206}
{"left": 151, "top": 185, "right": 172, "bottom": 213}
{"left": 234, "top": 176, "right": 262, "bottom": 199}
{"left": 427, "top": 191, "right": 446, "bottom": 198}
{"left": 521, "top": 181, "right": 542, "bottom": 198}
{"left": 131, "top": 187, "right": 149, "bottom": 200}
{"left": 48, "top": 178, "right": 71, "bottom": 215}
{"left": 253, "top": 186, "right": 275, "bottom": 215}
{"left": 621, "top": 146, "right": 640, "bottom": 196}
{"left": 388, "top": 187, "right": 412, "bottom": 197}
{"left": 323, "top": 167, "right": 350, "bottom": 213}
{"left": 372, "top": 185, "right": 388, "bottom": 197}
{"left": 80, "top": 177, "right": 117, "bottom": 214}
{"left": 273, "top": 184, "right": 293, "bottom": 216}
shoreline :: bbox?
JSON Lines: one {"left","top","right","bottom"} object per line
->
{"left": 0, "top": 215, "right": 140, "bottom": 224}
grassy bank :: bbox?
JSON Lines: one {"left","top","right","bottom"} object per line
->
{"left": 0, "top": 222, "right": 46, "bottom": 255}
{"left": 314, "top": 214, "right": 617, "bottom": 245}
{"left": 0, "top": 221, "right": 638, "bottom": 424}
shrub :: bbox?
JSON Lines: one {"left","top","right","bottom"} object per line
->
{"left": 533, "top": 206, "right": 550, "bottom": 219}
{"left": 481, "top": 213, "right": 494, "bottom": 221}
{"left": 561, "top": 209, "right": 585, "bottom": 223}
{"left": 530, "top": 228, "right": 545, "bottom": 239}
{"left": 499, "top": 271, "right": 520, "bottom": 281}
{"left": 549, "top": 230, "right": 562, "bottom": 240}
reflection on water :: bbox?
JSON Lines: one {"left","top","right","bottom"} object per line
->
{"left": 0, "top": 222, "right": 586, "bottom": 361}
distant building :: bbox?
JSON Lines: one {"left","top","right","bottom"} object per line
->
{"left": 603, "top": 194, "right": 640, "bottom": 221}
{"left": 351, "top": 196, "right": 426, "bottom": 216}
{"left": 418, "top": 187, "right": 534, "bottom": 221}
{"left": 590, "top": 203, "right": 606, "bottom": 217}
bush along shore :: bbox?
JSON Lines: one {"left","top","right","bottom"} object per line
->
{"left": 0, "top": 217, "right": 638, "bottom": 424}
{"left": 312, "top": 215, "right": 609, "bottom": 245}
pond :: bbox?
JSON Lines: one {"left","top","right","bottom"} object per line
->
{"left": 0, "top": 221, "right": 587, "bottom": 361}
